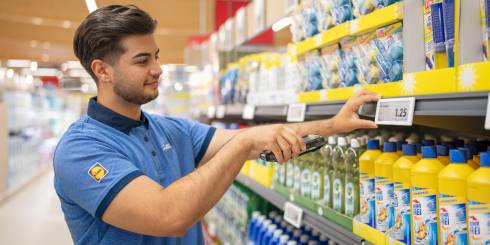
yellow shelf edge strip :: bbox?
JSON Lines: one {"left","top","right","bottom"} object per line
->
{"left": 351, "top": 2, "right": 404, "bottom": 35}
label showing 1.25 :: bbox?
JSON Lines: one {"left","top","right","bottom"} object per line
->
{"left": 375, "top": 97, "right": 416, "bottom": 126}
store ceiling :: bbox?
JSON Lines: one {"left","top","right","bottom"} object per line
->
{"left": 0, "top": 0, "right": 216, "bottom": 65}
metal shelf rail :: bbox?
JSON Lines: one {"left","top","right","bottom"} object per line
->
{"left": 235, "top": 174, "right": 368, "bottom": 245}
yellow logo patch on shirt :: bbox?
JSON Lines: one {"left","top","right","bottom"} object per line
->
{"left": 88, "top": 162, "right": 108, "bottom": 182}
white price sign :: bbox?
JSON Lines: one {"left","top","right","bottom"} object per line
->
{"left": 375, "top": 97, "right": 416, "bottom": 126}
{"left": 284, "top": 202, "right": 303, "bottom": 228}
{"left": 287, "top": 103, "right": 306, "bottom": 122}
{"left": 216, "top": 105, "right": 226, "bottom": 119}
{"left": 485, "top": 93, "right": 490, "bottom": 130}
{"left": 207, "top": 106, "right": 216, "bottom": 119}
{"left": 242, "top": 105, "right": 255, "bottom": 120}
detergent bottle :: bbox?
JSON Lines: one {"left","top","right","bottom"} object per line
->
{"left": 436, "top": 145, "right": 450, "bottom": 166}
{"left": 359, "top": 139, "right": 381, "bottom": 227}
{"left": 332, "top": 137, "right": 348, "bottom": 213}
{"left": 438, "top": 149, "right": 474, "bottom": 245}
{"left": 392, "top": 144, "right": 420, "bottom": 244}
{"left": 374, "top": 141, "right": 399, "bottom": 232}
{"left": 467, "top": 152, "right": 490, "bottom": 245}
{"left": 411, "top": 146, "right": 445, "bottom": 245}
{"left": 459, "top": 147, "right": 479, "bottom": 169}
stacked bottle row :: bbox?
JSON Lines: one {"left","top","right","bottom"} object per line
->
{"left": 247, "top": 211, "right": 328, "bottom": 245}
{"left": 359, "top": 139, "right": 490, "bottom": 244}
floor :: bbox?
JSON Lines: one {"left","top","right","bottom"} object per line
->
{"left": 0, "top": 170, "right": 72, "bottom": 245}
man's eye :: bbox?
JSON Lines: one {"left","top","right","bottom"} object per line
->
{"left": 137, "top": 59, "right": 148, "bottom": 64}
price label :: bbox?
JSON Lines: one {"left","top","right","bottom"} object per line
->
{"left": 375, "top": 97, "right": 415, "bottom": 126}
{"left": 287, "top": 103, "right": 306, "bottom": 122}
{"left": 242, "top": 105, "right": 255, "bottom": 120}
{"left": 216, "top": 105, "right": 226, "bottom": 119}
{"left": 485, "top": 93, "right": 490, "bottom": 130}
{"left": 207, "top": 106, "right": 216, "bottom": 119}
{"left": 284, "top": 201, "right": 303, "bottom": 228}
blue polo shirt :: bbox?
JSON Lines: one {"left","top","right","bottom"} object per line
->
{"left": 53, "top": 97, "right": 216, "bottom": 245}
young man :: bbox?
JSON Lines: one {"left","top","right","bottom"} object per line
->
{"left": 54, "top": 5, "right": 380, "bottom": 245}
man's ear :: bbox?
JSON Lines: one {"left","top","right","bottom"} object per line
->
{"left": 91, "top": 59, "right": 112, "bottom": 84}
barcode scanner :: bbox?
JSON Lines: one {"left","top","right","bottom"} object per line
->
{"left": 259, "top": 135, "right": 327, "bottom": 162}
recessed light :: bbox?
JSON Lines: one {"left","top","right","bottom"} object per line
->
{"left": 32, "top": 17, "right": 43, "bottom": 25}
{"left": 43, "top": 42, "right": 51, "bottom": 50}
{"left": 62, "top": 20, "right": 71, "bottom": 29}
{"left": 29, "top": 40, "right": 38, "bottom": 48}
{"left": 42, "top": 54, "right": 50, "bottom": 62}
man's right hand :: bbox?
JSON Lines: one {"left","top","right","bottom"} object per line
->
{"left": 238, "top": 124, "right": 307, "bottom": 164}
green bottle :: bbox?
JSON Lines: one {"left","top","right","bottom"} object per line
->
{"left": 345, "top": 138, "right": 361, "bottom": 217}
{"left": 311, "top": 151, "right": 324, "bottom": 201}
{"left": 286, "top": 159, "right": 295, "bottom": 189}
{"left": 300, "top": 154, "right": 312, "bottom": 198}
{"left": 333, "top": 136, "right": 348, "bottom": 213}
{"left": 321, "top": 136, "right": 336, "bottom": 208}
{"left": 293, "top": 157, "right": 302, "bottom": 194}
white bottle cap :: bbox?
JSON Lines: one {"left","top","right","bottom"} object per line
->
{"left": 287, "top": 241, "right": 297, "bottom": 245}
{"left": 328, "top": 136, "right": 336, "bottom": 145}
{"left": 280, "top": 235, "right": 290, "bottom": 243}
{"left": 252, "top": 211, "right": 260, "bottom": 218}
{"left": 337, "top": 137, "right": 347, "bottom": 146}
{"left": 350, "top": 139, "right": 360, "bottom": 148}
{"left": 274, "top": 229, "right": 283, "bottom": 237}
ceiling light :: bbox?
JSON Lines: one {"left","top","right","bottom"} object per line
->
{"left": 62, "top": 20, "right": 71, "bottom": 29}
{"left": 6, "top": 59, "right": 31, "bottom": 68}
{"left": 32, "top": 68, "right": 59, "bottom": 77}
{"left": 42, "top": 54, "right": 50, "bottom": 62}
{"left": 7, "top": 69, "right": 14, "bottom": 78}
{"left": 272, "top": 17, "right": 291, "bottom": 32}
{"left": 30, "top": 61, "right": 38, "bottom": 71}
{"left": 29, "top": 40, "right": 38, "bottom": 48}
{"left": 174, "top": 82, "right": 183, "bottom": 91}
{"left": 32, "top": 17, "right": 43, "bottom": 25}
{"left": 85, "top": 0, "right": 98, "bottom": 13}
{"left": 43, "top": 42, "right": 51, "bottom": 50}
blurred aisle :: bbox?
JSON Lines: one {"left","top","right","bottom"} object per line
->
{"left": 0, "top": 170, "right": 72, "bottom": 245}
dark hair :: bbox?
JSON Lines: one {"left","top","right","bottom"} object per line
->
{"left": 73, "top": 5, "right": 157, "bottom": 82}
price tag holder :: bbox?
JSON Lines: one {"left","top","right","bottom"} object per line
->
{"left": 242, "top": 105, "right": 255, "bottom": 120}
{"left": 485, "top": 93, "right": 490, "bottom": 130}
{"left": 287, "top": 103, "right": 306, "bottom": 122}
{"left": 284, "top": 201, "right": 303, "bottom": 228}
{"left": 375, "top": 97, "right": 416, "bottom": 126}
{"left": 207, "top": 106, "right": 216, "bottom": 119}
{"left": 216, "top": 105, "right": 226, "bottom": 119}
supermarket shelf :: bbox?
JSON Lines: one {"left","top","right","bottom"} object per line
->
{"left": 235, "top": 174, "right": 368, "bottom": 245}
{"left": 209, "top": 92, "right": 489, "bottom": 123}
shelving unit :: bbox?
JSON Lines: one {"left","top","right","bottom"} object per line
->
{"left": 235, "top": 174, "right": 369, "bottom": 245}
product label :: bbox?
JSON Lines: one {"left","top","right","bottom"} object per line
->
{"left": 333, "top": 178, "right": 343, "bottom": 210}
{"left": 345, "top": 182, "right": 355, "bottom": 216}
{"left": 375, "top": 177, "right": 394, "bottom": 232}
{"left": 439, "top": 194, "right": 468, "bottom": 245}
{"left": 360, "top": 173, "right": 375, "bottom": 227}
{"left": 480, "top": 0, "right": 489, "bottom": 60}
{"left": 393, "top": 182, "right": 411, "bottom": 244}
{"left": 412, "top": 187, "right": 438, "bottom": 245}
{"left": 322, "top": 174, "right": 331, "bottom": 206}
{"left": 468, "top": 200, "right": 490, "bottom": 244}
{"left": 430, "top": 1, "right": 446, "bottom": 51}
{"left": 300, "top": 169, "right": 311, "bottom": 197}
{"left": 424, "top": 0, "right": 436, "bottom": 70}
{"left": 293, "top": 165, "right": 301, "bottom": 192}
{"left": 311, "top": 172, "right": 322, "bottom": 201}
{"left": 286, "top": 162, "right": 294, "bottom": 188}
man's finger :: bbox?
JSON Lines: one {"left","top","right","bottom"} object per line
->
{"left": 352, "top": 93, "right": 381, "bottom": 110}
{"left": 355, "top": 119, "right": 378, "bottom": 129}
{"left": 277, "top": 136, "right": 292, "bottom": 161}
{"left": 270, "top": 143, "right": 285, "bottom": 163}
{"left": 282, "top": 129, "right": 302, "bottom": 157}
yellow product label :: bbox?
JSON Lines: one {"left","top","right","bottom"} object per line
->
{"left": 439, "top": 194, "right": 468, "bottom": 245}
{"left": 468, "top": 200, "right": 490, "bottom": 244}
{"left": 412, "top": 186, "right": 439, "bottom": 244}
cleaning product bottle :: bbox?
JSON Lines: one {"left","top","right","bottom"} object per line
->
{"left": 286, "top": 159, "right": 295, "bottom": 189}
{"left": 359, "top": 139, "right": 381, "bottom": 227}
{"left": 300, "top": 154, "right": 312, "bottom": 198}
{"left": 311, "top": 151, "right": 324, "bottom": 202}
{"left": 436, "top": 145, "right": 450, "bottom": 166}
{"left": 438, "top": 149, "right": 474, "bottom": 245}
{"left": 459, "top": 147, "right": 479, "bottom": 169}
{"left": 332, "top": 136, "right": 348, "bottom": 213}
{"left": 293, "top": 158, "right": 302, "bottom": 194}
{"left": 345, "top": 138, "right": 361, "bottom": 217}
{"left": 467, "top": 152, "right": 490, "bottom": 244}
{"left": 320, "top": 137, "right": 336, "bottom": 208}
{"left": 393, "top": 144, "right": 420, "bottom": 244}
{"left": 411, "top": 146, "right": 445, "bottom": 245}
{"left": 374, "top": 141, "right": 399, "bottom": 232}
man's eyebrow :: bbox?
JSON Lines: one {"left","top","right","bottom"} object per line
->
{"left": 132, "top": 49, "right": 160, "bottom": 59}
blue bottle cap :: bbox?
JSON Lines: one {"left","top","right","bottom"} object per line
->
{"left": 459, "top": 147, "right": 473, "bottom": 159}
{"left": 397, "top": 140, "right": 407, "bottom": 152}
{"left": 415, "top": 143, "right": 422, "bottom": 154}
{"left": 422, "top": 139, "right": 435, "bottom": 146}
{"left": 454, "top": 139, "right": 465, "bottom": 148}
{"left": 449, "top": 149, "right": 466, "bottom": 164}
{"left": 367, "top": 139, "right": 380, "bottom": 150}
{"left": 442, "top": 141, "right": 456, "bottom": 150}
{"left": 465, "top": 144, "right": 478, "bottom": 155}
{"left": 402, "top": 144, "right": 416, "bottom": 156}
{"left": 436, "top": 145, "right": 449, "bottom": 157}
{"left": 383, "top": 142, "right": 397, "bottom": 152}
{"left": 480, "top": 152, "right": 490, "bottom": 167}
{"left": 421, "top": 146, "right": 437, "bottom": 158}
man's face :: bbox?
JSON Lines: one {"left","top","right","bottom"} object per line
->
{"left": 111, "top": 34, "right": 162, "bottom": 105}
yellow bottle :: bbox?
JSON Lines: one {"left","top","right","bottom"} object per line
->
{"left": 459, "top": 147, "right": 479, "bottom": 169}
{"left": 436, "top": 145, "right": 450, "bottom": 166}
{"left": 392, "top": 144, "right": 420, "bottom": 244}
{"left": 438, "top": 150, "right": 474, "bottom": 245}
{"left": 374, "top": 142, "right": 399, "bottom": 232}
{"left": 359, "top": 139, "right": 381, "bottom": 227}
{"left": 411, "top": 146, "right": 444, "bottom": 245}
{"left": 467, "top": 152, "right": 490, "bottom": 244}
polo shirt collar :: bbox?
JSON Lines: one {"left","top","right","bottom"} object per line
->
{"left": 87, "top": 97, "right": 149, "bottom": 134}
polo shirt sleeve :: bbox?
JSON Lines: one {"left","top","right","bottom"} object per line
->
{"left": 165, "top": 117, "right": 216, "bottom": 165}
{"left": 53, "top": 134, "right": 144, "bottom": 218}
